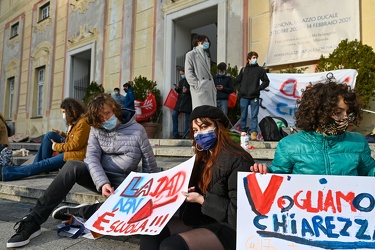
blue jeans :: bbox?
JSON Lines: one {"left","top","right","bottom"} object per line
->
{"left": 2, "top": 131, "right": 66, "bottom": 181}
{"left": 216, "top": 100, "right": 228, "bottom": 115}
{"left": 34, "top": 131, "right": 65, "bottom": 163}
{"left": 240, "top": 98, "right": 259, "bottom": 133}
{"left": 2, "top": 153, "right": 65, "bottom": 181}
{"left": 172, "top": 110, "right": 190, "bottom": 137}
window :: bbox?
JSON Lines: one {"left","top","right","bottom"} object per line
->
{"left": 39, "top": 2, "right": 50, "bottom": 21}
{"left": 8, "top": 77, "right": 15, "bottom": 120}
{"left": 10, "top": 22, "right": 19, "bottom": 38}
{"left": 37, "top": 67, "right": 45, "bottom": 116}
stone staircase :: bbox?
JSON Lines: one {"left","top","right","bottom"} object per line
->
{"left": 3, "top": 139, "right": 375, "bottom": 206}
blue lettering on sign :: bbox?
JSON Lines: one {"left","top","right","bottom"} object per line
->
{"left": 112, "top": 197, "right": 144, "bottom": 214}
{"left": 276, "top": 102, "right": 298, "bottom": 116}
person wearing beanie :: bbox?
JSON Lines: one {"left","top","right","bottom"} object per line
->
{"left": 140, "top": 105, "right": 254, "bottom": 250}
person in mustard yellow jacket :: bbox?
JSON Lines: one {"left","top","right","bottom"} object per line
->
{"left": 0, "top": 98, "right": 90, "bottom": 181}
{"left": 0, "top": 114, "right": 9, "bottom": 147}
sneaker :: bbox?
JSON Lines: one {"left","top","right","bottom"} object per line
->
{"left": 7, "top": 215, "right": 41, "bottom": 248}
{"left": 52, "top": 203, "right": 91, "bottom": 221}
{"left": 251, "top": 132, "right": 258, "bottom": 141}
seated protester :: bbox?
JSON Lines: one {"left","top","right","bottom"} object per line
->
{"left": 1, "top": 98, "right": 90, "bottom": 181}
{"left": 251, "top": 80, "right": 375, "bottom": 175}
{"left": 0, "top": 113, "right": 12, "bottom": 167}
{"left": 7, "top": 93, "right": 159, "bottom": 248}
{"left": 140, "top": 105, "right": 254, "bottom": 250}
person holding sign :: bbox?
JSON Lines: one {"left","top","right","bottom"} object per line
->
{"left": 140, "top": 105, "right": 254, "bottom": 250}
{"left": 7, "top": 94, "right": 159, "bottom": 248}
{"left": 251, "top": 80, "right": 375, "bottom": 175}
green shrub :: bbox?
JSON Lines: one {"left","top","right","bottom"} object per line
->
{"left": 316, "top": 39, "right": 375, "bottom": 107}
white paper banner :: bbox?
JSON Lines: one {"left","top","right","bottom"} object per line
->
{"left": 258, "top": 69, "right": 357, "bottom": 127}
{"left": 266, "top": 0, "right": 360, "bottom": 66}
{"left": 85, "top": 156, "right": 195, "bottom": 236}
{"left": 237, "top": 172, "right": 375, "bottom": 249}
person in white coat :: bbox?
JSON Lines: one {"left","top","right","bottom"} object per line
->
{"left": 184, "top": 34, "right": 216, "bottom": 109}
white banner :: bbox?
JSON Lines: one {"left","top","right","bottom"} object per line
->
{"left": 258, "top": 69, "right": 357, "bottom": 127}
{"left": 84, "top": 156, "right": 195, "bottom": 236}
{"left": 231, "top": 69, "right": 357, "bottom": 133}
{"left": 265, "top": 0, "right": 360, "bottom": 66}
{"left": 237, "top": 173, "right": 375, "bottom": 249}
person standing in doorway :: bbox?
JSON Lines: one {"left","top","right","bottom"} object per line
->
{"left": 112, "top": 87, "right": 125, "bottom": 106}
{"left": 123, "top": 81, "right": 135, "bottom": 110}
{"left": 185, "top": 34, "right": 216, "bottom": 109}
{"left": 214, "top": 62, "right": 234, "bottom": 115}
{"left": 236, "top": 51, "right": 269, "bottom": 141}
{"left": 171, "top": 66, "right": 192, "bottom": 139}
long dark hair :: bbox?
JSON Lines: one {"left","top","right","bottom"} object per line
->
{"left": 190, "top": 118, "right": 253, "bottom": 194}
{"left": 86, "top": 93, "right": 122, "bottom": 128}
{"left": 60, "top": 98, "right": 86, "bottom": 125}
{"left": 295, "top": 81, "right": 362, "bottom": 131}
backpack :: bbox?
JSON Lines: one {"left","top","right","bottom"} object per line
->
{"left": 259, "top": 116, "right": 288, "bottom": 141}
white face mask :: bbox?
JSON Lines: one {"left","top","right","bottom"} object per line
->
{"left": 62, "top": 113, "right": 66, "bottom": 120}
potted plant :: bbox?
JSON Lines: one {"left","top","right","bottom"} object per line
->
{"left": 82, "top": 81, "right": 105, "bottom": 106}
{"left": 132, "top": 75, "right": 162, "bottom": 138}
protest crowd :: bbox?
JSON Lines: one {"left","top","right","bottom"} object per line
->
{"left": 0, "top": 31, "right": 374, "bottom": 250}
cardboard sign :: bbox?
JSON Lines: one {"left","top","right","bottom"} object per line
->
{"left": 237, "top": 173, "right": 375, "bottom": 249}
{"left": 85, "top": 156, "right": 195, "bottom": 236}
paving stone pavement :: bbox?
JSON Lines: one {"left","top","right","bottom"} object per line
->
{"left": 0, "top": 199, "right": 140, "bottom": 249}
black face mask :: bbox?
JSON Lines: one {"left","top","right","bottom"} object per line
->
{"left": 123, "top": 88, "right": 128, "bottom": 93}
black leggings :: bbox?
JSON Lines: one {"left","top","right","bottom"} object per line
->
{"left": 140, "top": 226, "right": 188, "bottom": 250}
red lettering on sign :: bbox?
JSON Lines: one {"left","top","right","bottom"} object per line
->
{"left": 246, "top": 173, "right": 284, "bottom": 215}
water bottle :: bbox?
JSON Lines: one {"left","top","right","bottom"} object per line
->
{"left": 240, "top": 132, "right": 249, "bottom": 149}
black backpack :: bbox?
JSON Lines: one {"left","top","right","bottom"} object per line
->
{"left": 259, "top": 116, "right": 288, "bottom": 141}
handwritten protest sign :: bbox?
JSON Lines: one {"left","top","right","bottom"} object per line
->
{"left": 85, "top": 156, "right": 195, "bottom": 236}
{"left": 237, "top": 173, "right": 375, "bottom": 249}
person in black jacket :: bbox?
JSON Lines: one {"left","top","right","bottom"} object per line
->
{"left": 236, "top": 51, "right": 270, "bottom": 140}
{"left": 171, "top": 67, "right": 192, "bottom": 139}
{"left": 214, "top": 62, "right": 234, "bottom": 115}
{"left": 141, "top": 105, "right": 254, "bottom": 250}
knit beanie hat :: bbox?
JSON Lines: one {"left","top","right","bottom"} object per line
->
{"left": 189, "top": 105, "right": 230, "bottom": 128}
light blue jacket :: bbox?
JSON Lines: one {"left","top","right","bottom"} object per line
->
{"left": 269, "top": 131, "right": 375, "bottom": 176}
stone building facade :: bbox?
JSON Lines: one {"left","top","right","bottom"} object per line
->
{"left": 0, "top": 0, "right": 374, "bottom": 138}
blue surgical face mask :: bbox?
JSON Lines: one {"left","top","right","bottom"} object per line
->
{"left": 102, "top": 114, "right": 118, "bottom": 130}
{"left": 194, "top": 128, "right": 217, "bottom": 150}
{"left": 181, "top": 74, "right": 186, "bottom": 79}
{"left": 251, "top": 58, "right": 257, "bottom": 65}
{"left": 201, "top": 42, "right": 210, "bottom": 50}
{"left": 114, "top": 91, "right": 118, "bottom": 96}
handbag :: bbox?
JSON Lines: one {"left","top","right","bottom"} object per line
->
{"left": 228, "top": 92, "right": 237, "bottom": 109}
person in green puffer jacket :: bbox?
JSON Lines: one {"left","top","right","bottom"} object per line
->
{"left": 251, "top": 80, "right": 375, "bottom": 175}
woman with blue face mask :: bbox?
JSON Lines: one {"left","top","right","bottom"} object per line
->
{"left": 140, "top": 105, "right": 254, "bottom": 250}
{"left": 184, "top": 34, "right": 217, "bottom": 109}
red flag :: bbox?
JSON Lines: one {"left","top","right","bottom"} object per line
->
{"left": 135, "top": 93, "right": 157, "bottom": 122}
{"left": 163, "top": 89, "right": 178, "bottom": 110}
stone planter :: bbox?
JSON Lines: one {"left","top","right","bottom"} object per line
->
{"left": 141, "top": 122, "right": 159, "bottom": 139}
